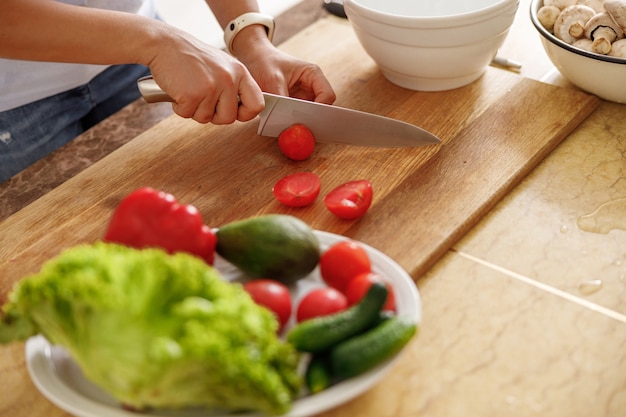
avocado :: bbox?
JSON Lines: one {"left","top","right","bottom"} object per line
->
{"left": 216, "top": 214, "right": 320, "bottom": 284}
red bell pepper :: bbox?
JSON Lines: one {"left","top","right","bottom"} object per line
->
{"left": 103, "top": 187, "right": 216, "bottom": 264}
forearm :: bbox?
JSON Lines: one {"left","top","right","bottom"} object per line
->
{"left": 204, "top": 0, "right": 273, "bottom": 59}
{"left": 0, "top": 0, "right": 166, "bottom": 66}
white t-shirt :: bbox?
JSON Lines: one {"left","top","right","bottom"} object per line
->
{"left": 0, "top": 0, "right": 157, "bottom": 112}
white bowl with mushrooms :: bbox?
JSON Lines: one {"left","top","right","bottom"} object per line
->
{"left": 531, "top": 0, "right": 626, "bottom": 103}
{"left": 343, "top": 0, "right": 519, "bottom": 91}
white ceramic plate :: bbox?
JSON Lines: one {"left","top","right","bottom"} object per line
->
{"left": 25, "top": 230, "right": 421, "bottom": 417}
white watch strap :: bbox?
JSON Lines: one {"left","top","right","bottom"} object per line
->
{"left": 223, "top": 12, "right": 275, "bottom": 55}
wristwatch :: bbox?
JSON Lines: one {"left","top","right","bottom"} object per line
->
{"left": 223, "top": 12, "right": 276, "bottom": 55}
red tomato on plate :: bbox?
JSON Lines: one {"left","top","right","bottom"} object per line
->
{"left": 344, "top": 272, "right": 396, "bottom": 312}
{"left": 243, "top": 279, "right": 292, "bottom": 331}
{"left": 319, "top": 240, "right": 372, "bottom": 292}
{"left": 273, "top": 172, "right": 321, "bottom": 208}
{"left": 296, "top": 287, "right": 348, "bottom": 323}
{"left": 324, "top": 180, "right": 373, "bottom": 220}
{"left": 277, "top": 124, "right": 316, "bottom": 161}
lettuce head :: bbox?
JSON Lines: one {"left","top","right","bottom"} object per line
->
{"left": 0, "top": 242, "right": 301, "bottom": 415}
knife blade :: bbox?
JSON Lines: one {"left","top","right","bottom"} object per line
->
{"left": 137, "top": 76, "right": 440, "bottom": 147}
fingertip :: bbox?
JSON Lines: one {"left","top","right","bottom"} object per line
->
{"left": 315, "top": 90, "right": 337, "bottom": 105}
{"left": 237, "top": 106, "right": 261, "bottom": 122}
{"left": 236, "top": 92, "right": 265, "bottom": 122}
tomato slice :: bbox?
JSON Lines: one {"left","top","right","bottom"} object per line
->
{"left": 273, "top": 172, "right": 321, "bottom": 208}
{"left": 277, "top": 124, "right": 316, "bottom": 161}
{"left": 323, "top": 180, "right": 373, "bottom": 220}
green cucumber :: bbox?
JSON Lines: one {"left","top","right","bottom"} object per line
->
{"left": 330, "top": 317, "right": 417, "bottom": 379}
{"left": 305, "top": 354, "right": 333, "bottom": 394}
{"left": 287, "top": 282, "right": 388, "bottom": 353}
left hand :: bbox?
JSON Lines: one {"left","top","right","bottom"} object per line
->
{"left": 231, "top": 26, "right": 337, "bottom": 105}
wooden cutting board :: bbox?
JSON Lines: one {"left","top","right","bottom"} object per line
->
{"left": 0, "top": 18, "right": 598, "bottom": 295}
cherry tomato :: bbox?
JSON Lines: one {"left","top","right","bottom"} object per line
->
{"left": 296, "top": 287, "right": 348, "bottom": 323}
{"left": 277, "top": 124, "right": 316, "bottom": 161}
{"left": 243, "top": 279, "right": 292, "bottom": 331}
{"left": 319, "top": 240, "right": 372, "bottom": 292}
{"left": 344, "top": 272, "right": 396, "bottom": 312}
{"left": 272, "top": 172, "right": 321, "bottom": 208}
{"left": 324, "top": 180, "right": 373, "bottom": 220}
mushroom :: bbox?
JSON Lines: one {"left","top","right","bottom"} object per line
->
{"left": 608, "top": 37, "right": 626, "bottom": 56}
{"left": 581, "top": 0, "right": 606, "bottom": 13}
{"left": 553, "top": 5, "right": 597, "bottom": 43}
{"left": 544, "top": 0, "right": 577, "bottom": 9}
{"left": 573, "top": 37, "right": 595, "bottom": 51}
{"left": 538, "top": 5, "right": 562, "bottom": 31}
{"left": 604, "top": 0, "right": 626, "bottom": 30}
{"left": 584, "top": 11, "right": 625, "bottom": 53}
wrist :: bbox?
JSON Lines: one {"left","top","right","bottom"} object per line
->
{"left": 136, "top": 19, "right": 179, "bottom": 66}
{"left": 223, "top": 12, "right": 275, "bottom": 55}
{"left": 230, "top": 25, "right": 274, "bottom": 61}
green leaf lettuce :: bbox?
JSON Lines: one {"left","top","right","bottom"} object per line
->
{"left": 0, "top": 242, "right": 301, "bottom": 415}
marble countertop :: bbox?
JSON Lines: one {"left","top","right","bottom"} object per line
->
{"left": 1, "top": 0, "right": 625, "bottom": 416}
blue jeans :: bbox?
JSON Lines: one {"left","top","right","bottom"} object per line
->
{"left": 0, "top": 63, "right": 150, "bottom": 184}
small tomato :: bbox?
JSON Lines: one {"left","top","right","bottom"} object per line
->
{"left": 272, "top": 172, "right": 321, "bottom": 208}
{"left": 319, "top": 240, "right": 372, "bottom": 292}
{"left": 344, "top": 272, "right": 396, "bottom": 312}
{"left": 243, "top": 279, "right": 292, "bottom": 331}
{"left": 296, "top": 287, "right": 348, "bottom": 322}
{"left": 277, "top": 124, "right": 316, "bottom": 161}
{"left": 324, "top": 180, "right": 373, "bottom": 220}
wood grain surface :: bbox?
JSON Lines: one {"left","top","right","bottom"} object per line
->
{"left": 0, "top": 19, "right": 598, "bottom": 289}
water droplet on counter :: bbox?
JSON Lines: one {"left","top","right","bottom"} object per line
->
{"left": 577, "top": 197, "right": 626, "bottom": 234}
{"left": 578, "top": 279, "right": 603, "bottom": 295}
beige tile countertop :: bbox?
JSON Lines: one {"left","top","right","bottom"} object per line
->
{"left": 408, "top": 1, "right": 626, "bottom": 415}
{"left": 1, "top": 0, "right": 625, "bottom": 417}
{"left": 413, "top": 106, "right": 626, "bottom": 416}
{"left": 406, "top": 1, "right": 626, "bottom": 415}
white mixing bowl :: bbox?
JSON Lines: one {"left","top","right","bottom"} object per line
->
{"left": 344, "top": 0, "right": 519, "bottom": 91}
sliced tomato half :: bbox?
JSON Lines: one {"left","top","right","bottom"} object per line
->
{"left": 323, "top": 179, "right": 373, "bottom": 220}
{"left": 273, "top": 172, "right": 321, "bottom": 208}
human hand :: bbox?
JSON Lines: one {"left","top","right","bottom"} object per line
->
{"left": 146, "top": 24, "right": 265, "bottom": 124}
{"left": 231, "top": 27, "right": 336, "bottom": 105}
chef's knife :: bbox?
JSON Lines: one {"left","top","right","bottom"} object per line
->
{"left": 137, "top": 76, "right": 440, "bottom": 147}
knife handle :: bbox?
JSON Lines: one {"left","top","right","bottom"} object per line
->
{"left": 137, "top": 76, "right": 246, "bottom": 105}
{"left": 137, "top": 76, "right": 175, "bottom": 103}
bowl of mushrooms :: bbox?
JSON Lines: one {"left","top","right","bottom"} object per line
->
{"left": 531, "top": 0, "right": 626, "bottom": 103}
{"left": 343, "top": 0, "right": 519, "bottom": 91}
